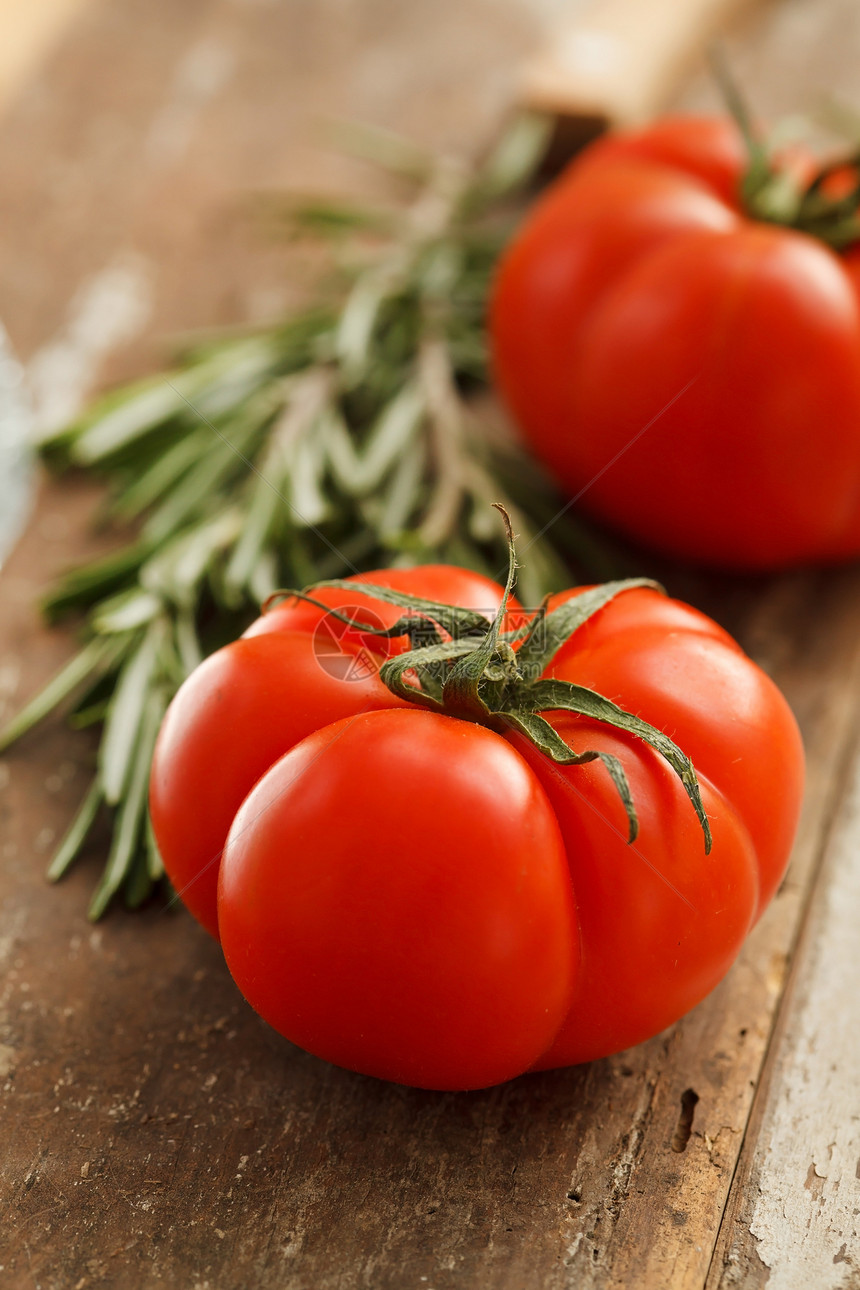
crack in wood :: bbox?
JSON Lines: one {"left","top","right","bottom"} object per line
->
{"left": 671, "top": 1088, "right": 700, "bottom": 1154}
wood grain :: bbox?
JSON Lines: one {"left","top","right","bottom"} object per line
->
{"left": 707, "top": 746, "right": 860, "bottom": 1289}
{"left": 2, "top": 1, "right": 860, "bottom": 1287}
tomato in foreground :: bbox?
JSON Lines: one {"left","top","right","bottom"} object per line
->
{"left": 491, "top": 115, "right": 860, "bottom": 570}
{"left": 150, "top": 549, "right": 804, "bottom": 1089}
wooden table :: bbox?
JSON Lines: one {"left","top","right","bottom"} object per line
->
{"left": 2, "top": 2, "right": 859, "bottom": 1286}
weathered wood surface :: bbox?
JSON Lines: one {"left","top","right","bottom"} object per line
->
{"left": 707, "top": 738, "right": 860, "bottom": 1289}
{"left": 2, "top": 1, "right": 860, "bottom": 1287}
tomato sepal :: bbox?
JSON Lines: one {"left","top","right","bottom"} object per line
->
{"left": 266, "top": 510, "right": 711, "bottom": 851}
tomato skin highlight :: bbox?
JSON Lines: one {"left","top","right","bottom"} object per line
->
{"left": 569, "top": 115, "right": 748, "bottom": 207}
{"left": 218, "top": 709, "right": 579, "bottom": 1091}
{"left": 150, "top": 564, "right": 511, "bottom": 940}
{"left": 490, "top": 115, "right": 860, "bottom": 570}
{"left": 149, "top": 632, "right": 408, "bottom": 939}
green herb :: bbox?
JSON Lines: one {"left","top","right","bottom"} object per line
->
{"left": 0, "top": 115, "right": 615, "bottom": 918}
{"left": 712, "top": 50, "right": 860, "bottom": 250}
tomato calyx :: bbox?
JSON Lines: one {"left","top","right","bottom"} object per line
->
{"left": 743, "top": 145, "right": 860, "bottom": 253}
{"left": 268, "top": 508, "right": 713, "bottom": 852}
{"left": 715, "top": 54, "right": 860, "bottom": 251}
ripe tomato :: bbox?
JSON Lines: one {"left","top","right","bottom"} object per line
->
{"left": 219, "top": 709, "right": 578, "bottom": 1090}
{"left": 151, "top": 561, "right": 803, "bottom": 1089}
{"left": 490, "top": 115, "right": 860, "bottom": 570}
{"left": 149, "top": 565, "right": 517, "bottom": 938}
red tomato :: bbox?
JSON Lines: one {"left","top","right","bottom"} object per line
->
{"left": 490, "top": 115, "right": 860, "bottom": 570}
{"left": 149, "top": 565, "right": 516, "bottom": 938}
{"left": 152, "top": 567, "right": 803, "bottom": 1089}
{"left": 219, "top": 709, "right": 578, "bottom": 1090}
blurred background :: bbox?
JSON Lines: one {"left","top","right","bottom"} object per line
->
{"left": 0, "top": 0, "right": 856, "bottom": 429}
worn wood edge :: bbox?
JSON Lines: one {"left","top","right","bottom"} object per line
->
{"left": 705, "top": 694, "right": 860, "bottom": 1288}
{"left": 743, "top": 746, "right": 860, "bottom": 1285}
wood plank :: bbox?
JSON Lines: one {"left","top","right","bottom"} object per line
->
{"left": 2, "top": 1, "right": 860, "bottom": 1287}
{"left": 707, "top": 743, "right": 860, "bottom": 1288}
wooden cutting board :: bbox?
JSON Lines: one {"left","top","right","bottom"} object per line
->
{"left": 2, "top": 1, "right": 860, "bottom": 1287}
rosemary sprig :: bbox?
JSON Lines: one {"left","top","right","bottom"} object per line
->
{"left": 0, "top": 114, "right": 613, "bottom": 918}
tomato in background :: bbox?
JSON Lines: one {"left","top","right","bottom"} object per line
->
{"left": 491, "top": 115, "right": 860, "bottom": 571}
